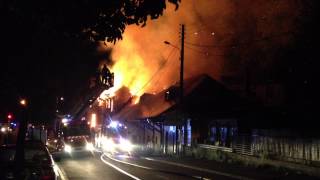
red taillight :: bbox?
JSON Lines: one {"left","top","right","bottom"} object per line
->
{"left": 40, "top": 175, "right": 55, "bottom": 180}
{"left": 41, "top": 167, "right": 56, "bottom": 180}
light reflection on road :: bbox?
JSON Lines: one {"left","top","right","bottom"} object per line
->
{"left": 100, "top": 154, "right": 142, "bottom": 180}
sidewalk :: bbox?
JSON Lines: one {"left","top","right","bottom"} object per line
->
{"left": 144, "top": 155, "right": 319, "bottom": 180}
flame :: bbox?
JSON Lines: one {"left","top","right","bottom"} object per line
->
{"left": 111, "top": 53, "right": 149, "bottom": 96}
{"left": 132, "top": 96, "right": 140, "bottom": 105}
{"left": 98, "top": 33, "right": 152, "bottom": 104}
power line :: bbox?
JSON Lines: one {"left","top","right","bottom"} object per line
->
{"left": 185, "top": 45, "right": 224, "bottom": 57}
{"left": 150, "top": 50, "right": 179, "bottom": 92}
{"left": 132, "top": 47, "right": 177, "bottom": 96}
{"left": 113, "top": 47, "right": 178, "bottom": 120}
{"left": 185, "top": 45, "right": 209, "bottom": 55}
{"left": 185, "top": 31, "right": 293, "bottom": 48}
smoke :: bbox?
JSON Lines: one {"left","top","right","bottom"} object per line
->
{"left": 99, "top": 0, "right": 308, "bottom": 95}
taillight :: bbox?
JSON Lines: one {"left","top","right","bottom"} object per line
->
{"left": 41, "top": 167, "right": 56, "bottom": 180}
{"left": 40, "top": 175, "right": 55, "bottom": 180}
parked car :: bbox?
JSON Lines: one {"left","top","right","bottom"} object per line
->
{"left": 0, "top": 140, "right": 59, "bottom": 180}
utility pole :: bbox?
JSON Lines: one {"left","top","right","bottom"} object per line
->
{"left": 180, "top": 24, "right": 184, "bottom": 112}
{"left": 180, "top": 24, "right": 188, "bottom": 155}
{"left": 163, "top": 25, "right": 187, "bottom": 155}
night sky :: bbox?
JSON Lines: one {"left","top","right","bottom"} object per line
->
{"left": 0, "top": 32, "right": 100, "bottom": 123}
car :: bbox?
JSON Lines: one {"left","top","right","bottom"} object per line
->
{"left": 0, "top": 140, "right": 59, "bottom": 180}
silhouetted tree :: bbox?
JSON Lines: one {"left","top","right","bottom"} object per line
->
{"left": 2, "top": 0, "right": 181, "bottom": 43}
{"left": 2, "top": 0, "right": 181, "bottom": 177}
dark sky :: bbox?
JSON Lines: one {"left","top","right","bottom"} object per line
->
{"left": 1, "top": 0, "right": 319, "bottom": 125}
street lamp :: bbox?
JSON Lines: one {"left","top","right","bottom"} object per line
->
{"left": 20, "top": 99, "right": 27, "bottom": 107}
{"left": 164, "top": 24, "right": 187, "bottom": 155}
{"left": 164, "top": 41, "right": 179, "bottom": 50}
{"left": 1, "top": 127, "right": 6, "bottom": 133}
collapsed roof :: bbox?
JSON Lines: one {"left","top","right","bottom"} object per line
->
{"left": 112, "top": 74, "right": 251, "bottom": 122}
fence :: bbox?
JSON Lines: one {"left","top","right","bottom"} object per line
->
{"left": 232, "top": 134, "right": 320, "bottom": 164}
{"left": 198, "top": 144, "right": 233, "bottom": 152}
{"left": 252, "top": 136, "right": 320, "bottom": 163}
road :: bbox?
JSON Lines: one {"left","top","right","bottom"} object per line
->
{"left": 56, "top": 152, "right": 243, "bottom": 180}
{"left": 55, "top": 151, "right": 318, "bottom": 180}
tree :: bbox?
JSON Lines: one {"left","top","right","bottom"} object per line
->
{"left": 2, "top": 0, "right": 181, "bottom": 43}
{"left": 2, "top": 1, "right": 181, "bottom": 177}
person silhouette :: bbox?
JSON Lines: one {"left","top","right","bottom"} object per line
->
{"left": 101, "top": 64, "right": 111, "bottom": 85}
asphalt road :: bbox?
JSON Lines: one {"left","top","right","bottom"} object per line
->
{"left": 56, "top": 151, "right": 319, "bottom": 180}
{"left": 56, "top": 152, "right": 239, "bottom": 180}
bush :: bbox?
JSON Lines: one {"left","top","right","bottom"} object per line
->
{"left": 191, "top": 147, "right": 229, "bottom": 162}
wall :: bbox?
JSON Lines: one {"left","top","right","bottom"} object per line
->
{"left": 126, "top": 120, "right": 161, "bottom": 153}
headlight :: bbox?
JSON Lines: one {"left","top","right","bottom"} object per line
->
{"left": 102, "top": 138, "right": 115, "bottom": 152}
{"left": 119, "top": 138, "right": 133, "bottom": 152}
{"left": 86, "top": 143, "right": 94, "bottom": 151}
{"left": 64, "top": 145, "right": 72, "bottom": 153}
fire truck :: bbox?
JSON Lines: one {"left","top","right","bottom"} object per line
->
{"left": 62, "top": 122, "right": 94, "bottom": 154}
{"left": 56, "top": 65, "right": 114, "bottom": 154}
{"left": 97, "top": 120, "right": 133, "bottom": 155}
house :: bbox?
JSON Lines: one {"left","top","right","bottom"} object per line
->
{"left": 112, "top": 74, "right": 259, "bottom": 154}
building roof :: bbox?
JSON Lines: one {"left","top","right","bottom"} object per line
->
{"left": 112, "top": 74, "right": 252, "bottom": 122}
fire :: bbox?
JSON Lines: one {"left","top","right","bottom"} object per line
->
{"left": 132, "top": 96, "right": 140, "bottom": 105}
{"left": 98, "top": 33, "right": 152, "bottom": 104}
{"left": 111, "top": 54, "right": 149, "bottom": 96}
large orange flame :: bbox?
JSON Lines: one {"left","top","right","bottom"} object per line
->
{"left": 99, "top": 33, "right": 153, "bottom": 103}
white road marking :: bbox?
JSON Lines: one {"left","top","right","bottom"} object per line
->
{"left": 106, "top": 154, "right": 152, "bottom": 170}
{"left": 95, "top": 149, "right": 103, "bottom": 153}
{"left": 106, "top": 154, "right": 211, "bottom": 180}
{"left": 143, "top": 157, "right": 254, "bottom": 180}
{"left": 100, "top": 154, "right": 141, "bottom": 180}
{"left": 54, "top": 164, "right": 69, "bottom": 180}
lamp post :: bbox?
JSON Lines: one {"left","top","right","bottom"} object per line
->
{"left": 14, "top": 98, "right": 28, "bottom": 177}
{"left": 55, "top": 96, "right": 65, "bottom": 133}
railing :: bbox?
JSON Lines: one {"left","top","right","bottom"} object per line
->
{"left": 233, "top": 143, "right": 254, "bottom": 156}
{"left": 197, "top": 135, "right": 320, "bottom": 165}
{"left": 233, "top": 135, "right": 254, "bottom": 156}
{"left": 198, "top": 144, "right": 233, "bottom": 152}
{"left": 252, "top": 136, "right": 320, "bottom": 162}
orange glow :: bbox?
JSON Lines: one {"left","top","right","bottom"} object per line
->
{"left": 99, "top": 35, "right": 152, "bottom": 102}
{"left": 109, "top": 35, "right": 151, "bottom": 96}
{"left": 98, "top": 99, "right": 104, "bottom": 107}
{"left": 91, "top": 113, "right": 96, "bottom": 128}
